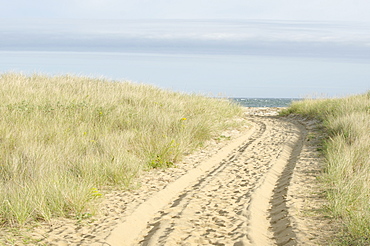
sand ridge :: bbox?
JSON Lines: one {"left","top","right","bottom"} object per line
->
{"left": 246, "top": 117, "right": 304, "bottom": 245}
{"left": 0, "top": 108, "right": 334, "bottom": 245}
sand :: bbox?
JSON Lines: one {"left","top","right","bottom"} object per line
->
{"left": 0, "top": 108, "right": 335, "bottom": 245}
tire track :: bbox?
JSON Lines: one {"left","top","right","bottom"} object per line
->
{"left": 139, "top": 119, "right": 267, "bottom": 246}
{"left": 270, "top": 120, "right": 306, "bottom": 246}
{"left": 106, "top": 116, "right": 307, "bottom": 245}
{"left": 106, "top": 120, "right": 259, "bottom": 245}
{"left": 247, "top": 118, "right": 306, "bottom": 246}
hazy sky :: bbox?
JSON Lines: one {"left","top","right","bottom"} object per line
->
{"left": 1, "top": 1, "right": 369, "bottom": 98}
{"left": 1, "top": 0, "right": 370, "bottom": 21}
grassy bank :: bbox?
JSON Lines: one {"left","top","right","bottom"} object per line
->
{"left": 0, "top": 73, "right": 243, "bottom": 226}
{"left": 282, "top": 92, "right": 370, "bottom": 244}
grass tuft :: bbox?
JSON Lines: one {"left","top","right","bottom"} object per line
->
{"left": 282, "top": 92, "right": 370, "bottom": 244}
{"left": 0, "top": 72, "right": 243, "bottom": 226}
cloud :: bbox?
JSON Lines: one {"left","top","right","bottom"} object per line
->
{"left": 1, "top": 19, "right": 369, "bottom": 61}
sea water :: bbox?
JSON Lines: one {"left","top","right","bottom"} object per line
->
{"left": 231, "top": 98, "right": 299, "bottom": 107}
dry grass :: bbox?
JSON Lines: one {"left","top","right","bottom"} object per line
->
{"left": 281, "top": 92, "right": 370, "bottom": 244}
{"left": 0, "top": 73, "right": 243, "bottom": 226}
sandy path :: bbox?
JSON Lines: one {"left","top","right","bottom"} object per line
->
{"left": 109, "top": 116, "right": 304, "bottom": 246}
{"left": 0, "top": 108, "right": 334, "bottom": 245}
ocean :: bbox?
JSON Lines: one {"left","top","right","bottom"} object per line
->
{"left": 231, "top": 98, "right": 299, "bottom": 107}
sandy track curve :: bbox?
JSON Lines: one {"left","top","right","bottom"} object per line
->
{"left": 106, "top": 120, "right": 258, "bottom": 245}
{"left": 106, "top": 116, "right": 307, "bottom": 245}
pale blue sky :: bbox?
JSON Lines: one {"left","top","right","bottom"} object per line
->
{"left": 1, "top": 0, "right": 370, "bottom": 21}
{"left": 0, "top": 1, "right": 369, "bottom": 98}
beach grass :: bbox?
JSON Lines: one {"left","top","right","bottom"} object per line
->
{"left": 281, "top": 92, "right": 370, "bottom": 244}
{"left": 0, "top": 73, "right": 243, "bottom": 226}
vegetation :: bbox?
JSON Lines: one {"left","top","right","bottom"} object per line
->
{"left": 282, "top": 92, "right": 370, "bottom": 244}
{"left": 0, "top": 73, "right": 243, "bottom": 226}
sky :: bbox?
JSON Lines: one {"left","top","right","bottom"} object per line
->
{"left": 0, "top": 1, "right": 369, "bottom": 98}
{"left": 1, "top": 0, "right": 370, "bottom": 21}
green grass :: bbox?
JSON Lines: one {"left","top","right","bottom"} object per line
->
{"left": 281, "top": 92, "right": 370, "bottom": 245}
{"left": 0, "top": 73, "right": 243, "bottom": 226}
